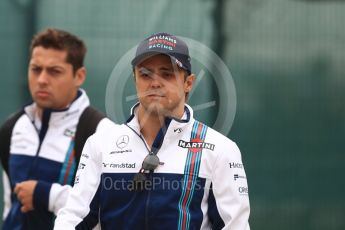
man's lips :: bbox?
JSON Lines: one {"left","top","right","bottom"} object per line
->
{"left": 147, "top": 94, "right": 164, "bottom": 97}
{"left": 35, "top": 91, "right": 50, "bottom": 97}
{"left": 139, "top": 90, "right": 165, "bottom": 98}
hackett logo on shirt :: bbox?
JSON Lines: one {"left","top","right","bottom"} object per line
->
{"left": 178, "top": 138, "right": 215, "bottom": 153}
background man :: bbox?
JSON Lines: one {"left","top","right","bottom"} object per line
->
{"left": 54, "top": 32, "right": 250, "bottom": 229}
{"left": 0, "top": 28, "right": 107, "bottom": 229}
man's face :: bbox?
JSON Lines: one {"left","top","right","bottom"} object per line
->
{"left": 28, "top": 47, "right": 85, "bottom": 110}
{"left": 134, "top": 54, "right": 194, "bottom": 117}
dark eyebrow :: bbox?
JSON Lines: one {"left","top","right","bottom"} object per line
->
{"left": 47, "top": 66, "right": 64, "bottom": 71}
{"left": 159, "top": 67, "right": 174, "bottom": 72}
{"left": 29, "top": 63, "right": 64, "bottom": 71}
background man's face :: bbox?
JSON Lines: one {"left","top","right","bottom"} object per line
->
{"left": 134, "top": 54, "right": 193, "bottom": 117}
{"left": 28, "top": 47, "right": 85, "bottom": 110}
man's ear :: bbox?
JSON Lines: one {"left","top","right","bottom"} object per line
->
{"left": 133, "top": 69, "right": 136, "bottom": 82}
{"left": 74, "top": 67, "right": 86, "bottom": 87}
{"left": 184, "top": 73, "right": 196, "bottom": 93}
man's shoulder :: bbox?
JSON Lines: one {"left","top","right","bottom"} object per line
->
{"left": 0, "top": 110, "right": 25, "bottom": 132}
{"left": 192, "top": 119, "right": 234, "bottom": 142}
{"left": 87, "top": 120, "right": 128, "bottom": 147}
{"left": 93, "top": 119, "right": 126, "bottom": 136}
{"left": 192, "top": 119, "right": 239, "bottom": 151}
{"left": 95, "top": 118, "right": 120, "bottom": 132}
{"left": 0, "top": 110, "right": 25, "bottom": 172}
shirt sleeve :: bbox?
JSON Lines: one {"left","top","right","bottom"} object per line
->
{"left": 33, "top": 180, "right": 52, "bottom": 211}
{"left": 54, "top": 134, "right": 102, "bottom": 229}
{"left": 2, "top": 170, "right": 12, "bottom": 220}
{"left": 211, "top": 140, "right": 251, "bottom": 230}
{"left": 48, "top": 183, "right": 72, "bottom": 214}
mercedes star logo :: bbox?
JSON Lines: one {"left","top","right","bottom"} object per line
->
{"left": 116, "top": 135, "right": 129, "bottom": 149}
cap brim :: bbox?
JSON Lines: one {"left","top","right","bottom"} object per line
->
{"left": 131, "top": 51, "right": 163, "bottom": 66}
{"left": 131, "top": 51, "right": 190, "bottom": 74}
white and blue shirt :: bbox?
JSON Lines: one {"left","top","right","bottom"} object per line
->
{"left": 2, "top": 90, "right": 107, "bottom": 230}
{"left": 54, "top": 104, "right": 250, "bottom": 230}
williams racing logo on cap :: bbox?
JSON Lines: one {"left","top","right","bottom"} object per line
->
{"left": 178, "top": 138, "right": 215, "bottom": 153}
{"left": 148, "top": 35, "right": 177, "bottom": 51}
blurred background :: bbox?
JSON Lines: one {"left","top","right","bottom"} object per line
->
{"left": 0, "top": 0, "right": 344, "bottom": 229}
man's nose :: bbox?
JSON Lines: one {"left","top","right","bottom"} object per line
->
{"left": 37, "top": 70, "right": 49, "bottom": 84}
{"left": 150, "top": 73, "right": 163, "bottom": 87}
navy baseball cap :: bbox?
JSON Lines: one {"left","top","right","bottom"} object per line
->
{"left": 131, "top": 32, "right": 191, "bottom": 74}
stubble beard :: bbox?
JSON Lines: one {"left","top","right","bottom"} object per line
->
{"left": 141, "top": 98, "right": 180, "bottom": 118}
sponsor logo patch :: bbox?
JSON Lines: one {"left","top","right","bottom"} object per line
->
{"left": 116, "top": 135, "right": 129, "bottom": 149}
{"left": 78, "top": 163, "right": 86, "bottom": 170}
{"left": 110, "top": 149, "right": 132, "bottom": 154}
{"left": 234, "top": 174, "right": 247, "bottom": 181}
{"left": 238, "top": 186, "right": 249, "bottom": 195}
{"left": 174, "top": 128, "right": 183, "bottom": 133}
{"left": 178, "top": 138, "right": 215, "bottom": 153}
{"left": 63, "top": 128, "right": 75, "bottom": 137}
{"left": 102, "top": 163, "right": 136, "bottom": 169}
{"left": 229, "top": 162, "right": 243, "bottom": 169}
{"left": 74, "top": 175, "right": 80, "bottom": 184}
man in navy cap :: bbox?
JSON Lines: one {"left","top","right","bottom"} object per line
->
{"left": 54, "top": 32, "right": 250, "bottom": 230}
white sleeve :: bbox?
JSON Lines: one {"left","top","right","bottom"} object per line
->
{"left": 54, "top": 134, "right": 102, "bottom": 229}
{"left": 49, "top": 183, "right": 72, "bottom": 215}
{"left": 2, "top": 171, "right": 11, "bottom": 220}
{"left": 212, "top": 141, "right": 250, "bottom": 230}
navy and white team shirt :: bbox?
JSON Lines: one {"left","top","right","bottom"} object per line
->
{"left": 2, "top": 90, "right": 107, "bottom": 230}
{"left": 54, "top": 104, "right": 250, "bottom": 230}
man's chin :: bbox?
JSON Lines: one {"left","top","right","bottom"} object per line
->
{"left": 144, "top": 103, "right": 170, "bottom": 116}
{"left": 34, "top": 100, "right": 54, "bottom": 109}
